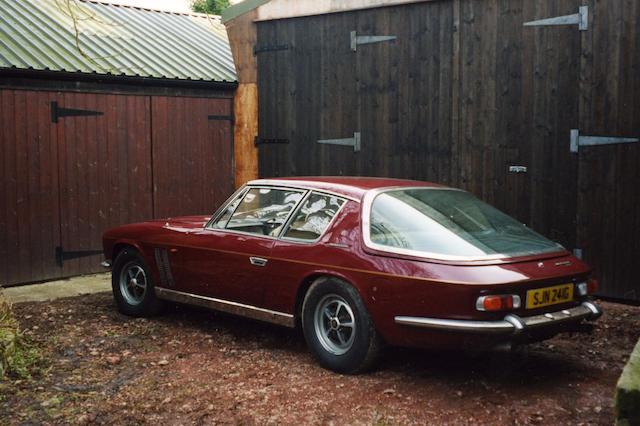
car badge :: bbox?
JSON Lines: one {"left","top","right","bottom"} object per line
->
{"left": 537, "top": 262, "right": 544, "bottom": 268}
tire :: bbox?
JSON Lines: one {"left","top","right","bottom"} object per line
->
{"left": 111, "top": 248, "right": 164, "bottom": 317}
{"left": 302, "top": 277, "right": 383, "bottom": 374}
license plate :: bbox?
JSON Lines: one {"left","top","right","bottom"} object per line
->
{"left": 526, "top": 284, "right": 574, "bottom": 309}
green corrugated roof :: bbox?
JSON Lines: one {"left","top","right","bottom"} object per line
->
{"left": 0, "top": 0, "right": 237, "bottom": 82}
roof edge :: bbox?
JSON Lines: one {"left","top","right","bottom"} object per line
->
{"left": 221, "top": 0, "right": 271, "bottom": 23}
{"left": 0, "top": 68, "right": 239, "bottom": 89}
{"left": 78, "top": 0, "right": 222, "bottom": 18}
{"left": 248, "top": 0, "right": 434, "bottom": 22}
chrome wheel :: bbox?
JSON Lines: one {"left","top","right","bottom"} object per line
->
{"left": 119, "top": 262, "right": 147, "bottom": 306}
{"left": 314, "top": 294, "right": 356, "bottom": 355}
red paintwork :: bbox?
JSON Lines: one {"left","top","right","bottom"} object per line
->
{"left": 103, "top": 177, "right": 593, "bottom": 349}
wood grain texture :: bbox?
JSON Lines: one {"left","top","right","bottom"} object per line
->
{"left": 255, "top": 0, "right": 639, "bottom": 300}
{"left": 577, "top": 0, "right": 640, "bottom": 300}
{"left": 1, "top": 87, "right": 235, "bottom": 286}
{"left": 152, "top": 96, "right": 234, "bottom": 218}
{"left": 0, "top": 90, "right": 61, "bottom": 285}
{"left": 234, "top": 85, "right": 259, "bottom": 187}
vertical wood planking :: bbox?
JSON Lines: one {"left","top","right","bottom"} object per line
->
{"left": 577, "top": 0, "right": 640, "bottom": 300}
{"left": 1, "top": 88, "right": 234, "bottom": 286}
{"left": 0, "top": 90, "right": 61, "bottom": 285}
{"left": 152, "top": 96, "right": 234, "bottom": 218}
{"left": 0, "top": 91, "right": 17, "bottom": 285}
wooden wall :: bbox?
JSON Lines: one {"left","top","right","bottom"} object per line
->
{"left": 0, "top": 88, "right": 234, "bottom": 286}
{"left": 255, "top": 0, "right": 640, "bottom": 300}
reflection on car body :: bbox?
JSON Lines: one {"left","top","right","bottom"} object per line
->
{"left": 103, "top": 177, "right": 601, "bottom": 374}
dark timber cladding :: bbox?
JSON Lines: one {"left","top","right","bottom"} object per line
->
{"left": 256, "top": 0, "right": 640, "bottom": 301}
{"left": 0, "top": 87, "right": 235, "bottom": 286}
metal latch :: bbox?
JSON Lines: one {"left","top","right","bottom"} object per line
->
{"left": 508, "top": 165, "right": 528, "bottom": 174}
{"left": 524, "top": 6, "right": 589, "bottom": 31}
{"left": 350, "top": 31, "right": 396, "bottom": 52}
{"left": 570, "top": 129, "right": 639, "bottom": 153}
{"left": 318, "top": 132, "right": 361, "bottom": 152}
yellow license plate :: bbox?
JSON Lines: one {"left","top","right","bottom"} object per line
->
{"left": 526, "top": 284, "right": 574, "bottom": 309}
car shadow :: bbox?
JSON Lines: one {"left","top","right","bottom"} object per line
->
{"left": 150, "top": 301, "right": 592, "bottom": 388}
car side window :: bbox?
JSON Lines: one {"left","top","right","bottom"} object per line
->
{"left": 211, "top": 190, "right": 246, "bottom": 229}
{"left": 283, "top": 193, "right": 345, "bottom": 241}
{"left": 225, "top": 188, "right": 304, "bottom": 236}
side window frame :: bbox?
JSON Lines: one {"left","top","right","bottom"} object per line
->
{"left": 206, "top": 185, "right": 308, "bottom": 239}
{"left": 279, "top": 191, "right": 348, "bottom": 244}
{"left": 205, "top": 186, "right": 250, "bottom": 230}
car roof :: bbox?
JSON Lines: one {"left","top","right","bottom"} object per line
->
{"left": 247, "top": 177, "right": 447, "bottom": 201}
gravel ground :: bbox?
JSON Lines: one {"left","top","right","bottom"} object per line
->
{"left": 1, "top": 293, "right": 638, "bottom": 425}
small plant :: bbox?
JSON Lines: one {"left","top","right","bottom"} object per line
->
{"left": 0, "top": 292, "right": 41, "bottom": 379}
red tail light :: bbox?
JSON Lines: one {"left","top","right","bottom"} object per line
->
{"left": 476, "top": 295, "right": 521, "bottom": 312}
{"left": 587, "top": 278, "right": 599, "bottom": 295}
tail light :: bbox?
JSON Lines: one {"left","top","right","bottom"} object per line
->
{"left": 476, "top": 295, "right": 521, "bottom": 312}
{"left": 577, "top": 278, "right": 598, "bottom": 296}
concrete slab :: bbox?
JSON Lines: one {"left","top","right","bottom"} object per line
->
{"left": 2, "top": 274, "right": 111, "bottom": 304}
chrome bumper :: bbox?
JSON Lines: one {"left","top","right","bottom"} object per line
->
{"left": 394, "top": 301, "right": 602, "bottom": 335}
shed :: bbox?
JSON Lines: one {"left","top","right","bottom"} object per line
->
{"left": 0, "top": 0, "right": 238, "bottom": 286}
{"left": 223, "top": 0, "right": 640, "bottom": 301}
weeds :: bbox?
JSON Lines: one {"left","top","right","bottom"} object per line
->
{"left": 0, "top": 292, "right": 42, "bottom": 379}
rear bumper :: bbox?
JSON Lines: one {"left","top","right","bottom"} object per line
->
{"left": 394, "top": 301, "right": 602, "bottom": 335}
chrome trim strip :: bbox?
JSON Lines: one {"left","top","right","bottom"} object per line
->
{"left": 394, "top": 316, "right": 515, "bottom": 334}
{"left": 155, "top": 287, "right": 295, "bottom": 328}
{"left": 361, "top": 186, "right": 564, "bottom": 262}
{"left": 247, "top": 180, "right": 361, "bottom": 202}
{"left": 394, "top": 302, "right": 601, "bottom": 334}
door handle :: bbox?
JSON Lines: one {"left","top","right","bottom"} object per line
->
{"left": 249, "top": 257, "right": 268, "bottom": 267}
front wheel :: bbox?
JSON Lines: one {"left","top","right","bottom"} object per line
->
{"left": 112, "top": 248, "right": 163, "bottom": 317}
{"left": 302, "top": 278, "right": 383, "bottom": 374}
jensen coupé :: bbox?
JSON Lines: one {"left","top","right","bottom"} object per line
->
{"left": 103, "top": 177, "right": 601, "bottom": 373}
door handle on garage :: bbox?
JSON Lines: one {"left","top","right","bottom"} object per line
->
{"left": 249, "top": 257, "right": 268, "bottom": 267}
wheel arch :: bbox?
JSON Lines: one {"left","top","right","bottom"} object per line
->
{"left": 112, "top": 241, "right": 146, "bottom": 262}
{"left": 294, "top": 271, "right": 367, "bottom": 326}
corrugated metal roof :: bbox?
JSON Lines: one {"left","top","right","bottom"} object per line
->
{"left": 0, "top": 0, "right": 237, "bottom": 82}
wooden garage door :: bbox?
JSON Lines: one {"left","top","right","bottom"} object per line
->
{"left": 1, "top": 89, "right": 234, "bottom": 287}
{"left": 151, "top": 96, "right": 234, "bottom": 218}
{"left": 0, "top": 90, "right": 61, "bottom": 286}
{"left": 55, "top": 92, "right": 154, "bottom": 278}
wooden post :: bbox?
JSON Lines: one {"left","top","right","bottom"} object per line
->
{"left": 233, "top": 83, "right": 258, "bottom": 187}
{"left": 225, "top": 10, "right": 261, "bottom": 187}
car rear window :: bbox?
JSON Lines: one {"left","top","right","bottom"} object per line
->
{"left": 367, "top": 188, "right": 563, "bottom": 260}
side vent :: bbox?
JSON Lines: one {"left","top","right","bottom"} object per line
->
{"left": 154, "top": 248, "right": 175, "bottom": 287}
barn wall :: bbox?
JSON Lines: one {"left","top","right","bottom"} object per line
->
{"left": 254, "top": 0, "right": 640, "bottom": 300}
{"left": 0, "top": 85, "right": 235, "bottom": 286}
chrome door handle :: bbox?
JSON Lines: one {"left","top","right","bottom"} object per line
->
{"left": 249, "top": 257, "right": 268, "bottom": 267}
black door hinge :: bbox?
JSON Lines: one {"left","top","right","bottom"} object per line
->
{"left": 208, "top": 114, "right": 234, "bottom": 122}
{"left": 253, "top": 44, "right": 290, "bottom": 55}
{"left": 51, "top": 101, "right": 104, "bottom": 123}
{"left": 255, "top": 137, "right": 290, "bottom": 146}
{"left": 55, "top": 246, "right": 103, "bottom": 267}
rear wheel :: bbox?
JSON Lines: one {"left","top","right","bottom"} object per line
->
{"left": 112, "top": 248, "right": 163, "bottom": 317}
{"left": 302, "top": 277, "right": 382, "bottom": 374}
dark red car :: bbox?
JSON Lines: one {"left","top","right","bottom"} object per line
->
{"left": 103, "top": 177, "right": 601, "bottom": 373}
